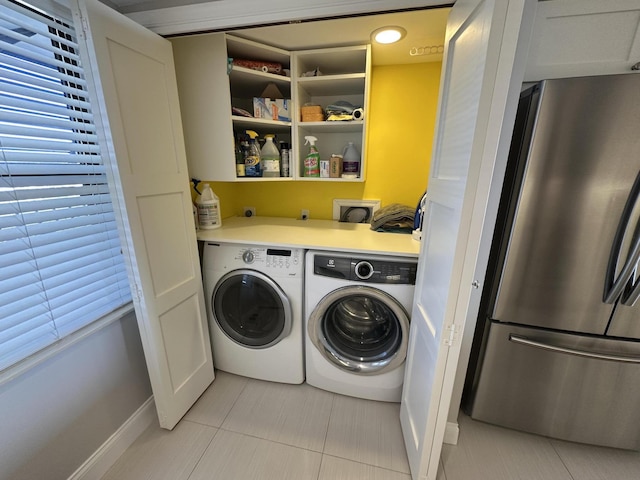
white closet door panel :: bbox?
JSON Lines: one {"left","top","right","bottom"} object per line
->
{"left": 400, "top": 0, "right": 533, "bottom": 478}
{"left": 73, "top": 0, "right": 214, "bottom": 430}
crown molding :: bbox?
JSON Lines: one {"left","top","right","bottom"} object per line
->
{"left": 125, "top": 0, "right": 444, "bottom": 36}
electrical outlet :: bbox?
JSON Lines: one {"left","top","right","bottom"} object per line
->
{"left": 243, "top": 206, "right": 256, "bottom": 217}
{"left": 301, "top": 209, "right": 309, "bottom": 220}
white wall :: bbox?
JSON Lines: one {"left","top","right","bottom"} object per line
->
{"left": 0, "top": 312, "right": 152, "bottom": 480}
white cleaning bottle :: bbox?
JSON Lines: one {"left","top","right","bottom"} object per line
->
{"left": 341, "top": 142, "right": 360, "bottom": 178}
{"left": 196, "top": 183, "right": 221, "bottom": 230}
{"left": 261, "top": 134, "right": 280, "bottom": 177}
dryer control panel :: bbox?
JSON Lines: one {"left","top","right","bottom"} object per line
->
{"left": 313, "top": 254, "right": 417, "bottom": 285}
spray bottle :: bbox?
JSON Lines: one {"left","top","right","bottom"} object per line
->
{"left": 261, "top": 134, "right": 280, "bottom": 177}
{"left": 304, "top": 136, "right": 320, "bottom": 177}
{"left": 244, "top": 130, "right": 261, "bottom": 177}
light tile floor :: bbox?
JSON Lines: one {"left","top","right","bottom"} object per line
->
{"left": 102, "top": 371, "right": 640, "bottom": 480}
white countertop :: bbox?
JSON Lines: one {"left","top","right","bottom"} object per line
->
{"left": 196, "top": 216, "right": 421, "bottom": 257}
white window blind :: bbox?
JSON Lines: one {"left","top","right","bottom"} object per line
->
{"left": 0, "top": 0, "right": 132, "bottom": 372}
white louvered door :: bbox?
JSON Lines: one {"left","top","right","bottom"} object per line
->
{"left": 400, "top": 0, "right": 534, "bottom": 478}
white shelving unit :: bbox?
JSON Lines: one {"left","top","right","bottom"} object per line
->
{"left": 293, "top": 44, "right": 371, "bottom": 182}
{"left": 171, "top": 34, "right": 370, "bottom": 182}
{"left": 227, "top": 36, "right": 293, "bottom": 170}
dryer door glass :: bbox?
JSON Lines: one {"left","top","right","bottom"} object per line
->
{"left": 213, "top": 270, "right": 292, "bottom": 349}
{"left": 309, "top": 286, "right": 409, "bottom": 374}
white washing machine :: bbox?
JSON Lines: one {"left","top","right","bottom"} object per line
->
{"left": 305, "top": 250, "right": 418, "bottom": 402}
{"left": 203, "top": 242, "right": 304, "bottom": 384}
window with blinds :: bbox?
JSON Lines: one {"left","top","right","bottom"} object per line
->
{"left": 0, "top": 0, "right": 132, "bottom": 372}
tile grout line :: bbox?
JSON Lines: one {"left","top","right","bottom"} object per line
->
{"left": 439, "top": 456, "right": 448, "bottom": 480}
{"left": 184, "top": 372, "right": 252, "bottom": 480}
{"left": 548, "top": 438, "right": 577, "bottom": 480}
{"left": 316, "top": 393, "right": 337, "bottom": 480}
{"left": 217, "top": 372, "right": 251, "bottom": 428}
{"left": 214, "top": 425, "right": 326, "bottom": 455}
{"left": 322, "top": 452, "right": 413, "bottom": 477}
{"left": 320, "top": 392, "right": 337, "bottom": 454}
{"left": 184, "top": 424, "right": 220, "bottom": 480}
{"left": 316, "top": 455, "right": 328, "bottom": 480}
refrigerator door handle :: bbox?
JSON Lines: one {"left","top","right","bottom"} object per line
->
{"left": 603, "top": 171, "right": 640, "bottom": 304}
{"left": 621, "top": 271, "right": 640, "bottom": 306}
{"left": 509, "top": 334, "right": 640, "bottom": 364}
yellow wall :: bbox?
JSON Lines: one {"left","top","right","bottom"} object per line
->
{"left": 363, "top": 62, "right": 441, "bottom": 208}
{"left": 202, "top": 61, "right": 442, "bottom": 220}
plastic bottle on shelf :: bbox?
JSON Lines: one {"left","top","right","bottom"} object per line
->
{"left": 261, "top": 134, "right": 280, "bottom": 177}
{"left": 235, "top": 134, "right": 245, "bottom": 177}
{"left": 196, "top": 183, "right": 221, "bottom": 230}
{"left": 192, "top": 202, "right": 198, "bottom": 230}
{"left": 279, "top": 141, "right": 290, "bottom": 178}
{"left": 244, "top": 130, "right": 261, "bottom": 177}
{"left": 304, "top": 136, "right": 320, "bottom": 177}
{"left": 341, "top": 142, "right": 360, "bottom": 178}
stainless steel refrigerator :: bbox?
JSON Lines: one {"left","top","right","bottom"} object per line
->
{"left": 463, "top": 73, "right": 640, "bottom": 450}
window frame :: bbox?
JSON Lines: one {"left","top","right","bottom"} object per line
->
{"left": 0, "top": 0, "right": 133, "bottom": 382}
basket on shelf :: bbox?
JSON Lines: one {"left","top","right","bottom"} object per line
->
{"left": 301, "top": 105, "right": 325, "bottom": 122}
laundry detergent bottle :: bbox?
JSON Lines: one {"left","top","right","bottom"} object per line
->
{"left": 341, "top": 141, "right": 360, "bottom": 178}
{"left": 261, "top": 134, "right": 280, "bottom": 177}
{"left": 304, "top": 136, "right": 320, "bottom": 177}
{"left": 196, "top": 183, "right": 221, "bottom": 230}
{"left": 244, "top": 130, "right": 261, "bottom": 177}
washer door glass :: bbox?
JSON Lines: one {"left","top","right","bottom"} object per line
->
{"left": 308, "top": 285, "right": 409, "bottom": 375}
{"left": 213, "top": 269, "right": 291, "bottom": 349}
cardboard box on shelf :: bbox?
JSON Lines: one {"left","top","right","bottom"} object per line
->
{"left": 301, "top": 105, "right": 324, "bottom": 122}
{"left": 253, "top": 98, "right": 291, "bottom": 122}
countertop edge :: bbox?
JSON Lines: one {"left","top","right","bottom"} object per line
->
{"left": 196, "top": 216, "right": 421, "bottom": 257}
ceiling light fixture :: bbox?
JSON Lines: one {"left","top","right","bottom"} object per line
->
{"left": 372, "top": 26, "right": 407, "bottom": 45}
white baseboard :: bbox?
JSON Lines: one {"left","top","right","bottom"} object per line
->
{"left": 443, "top": 421, "right": 460, "bottom": 445}
{"left": 68, "top": 396, "right": 156, "bottom": 480}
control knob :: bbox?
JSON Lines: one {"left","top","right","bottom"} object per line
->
{"left": 354, "top": 260, "right": 374, "bottom": 280}
{"left": 242, "top": 250, "right": 255, "bottom": 264}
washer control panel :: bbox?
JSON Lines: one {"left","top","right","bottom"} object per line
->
{"left": 205, "top": 243, "right": 302, "bottom": 276}
{"left": 314, "top": 254, "right": 417, "bottom": 285}
{"left": 354, "top": 261, "right": 374, "bottom": 280}
{"left": 264, "top": 248, "right": 301, "bottom": 269}
{"left": 242, "top": 250, "right": 255, "bottom": 264}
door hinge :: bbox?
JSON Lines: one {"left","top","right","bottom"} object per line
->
{"left": 133, "top": 283, "right": 143, "bottom": 303}
{"left": 444, "top": 323, "right": 460, "bottom": 346}
{"left": 75, "top": 8, "right": 89, "bottom": 38}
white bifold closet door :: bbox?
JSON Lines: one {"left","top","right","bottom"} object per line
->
{"left": 400, "top": 0, "right": 535, "bottom": 478}
{"left": 72, "top": 0, "right": 214, "bottom": 430}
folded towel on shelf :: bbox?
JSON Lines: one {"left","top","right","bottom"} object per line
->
{"left": 370, "top": 203, "right": 416, "bottom": 233}
{"left": 326, "top": 100, "right": 359, "bottom": 115}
